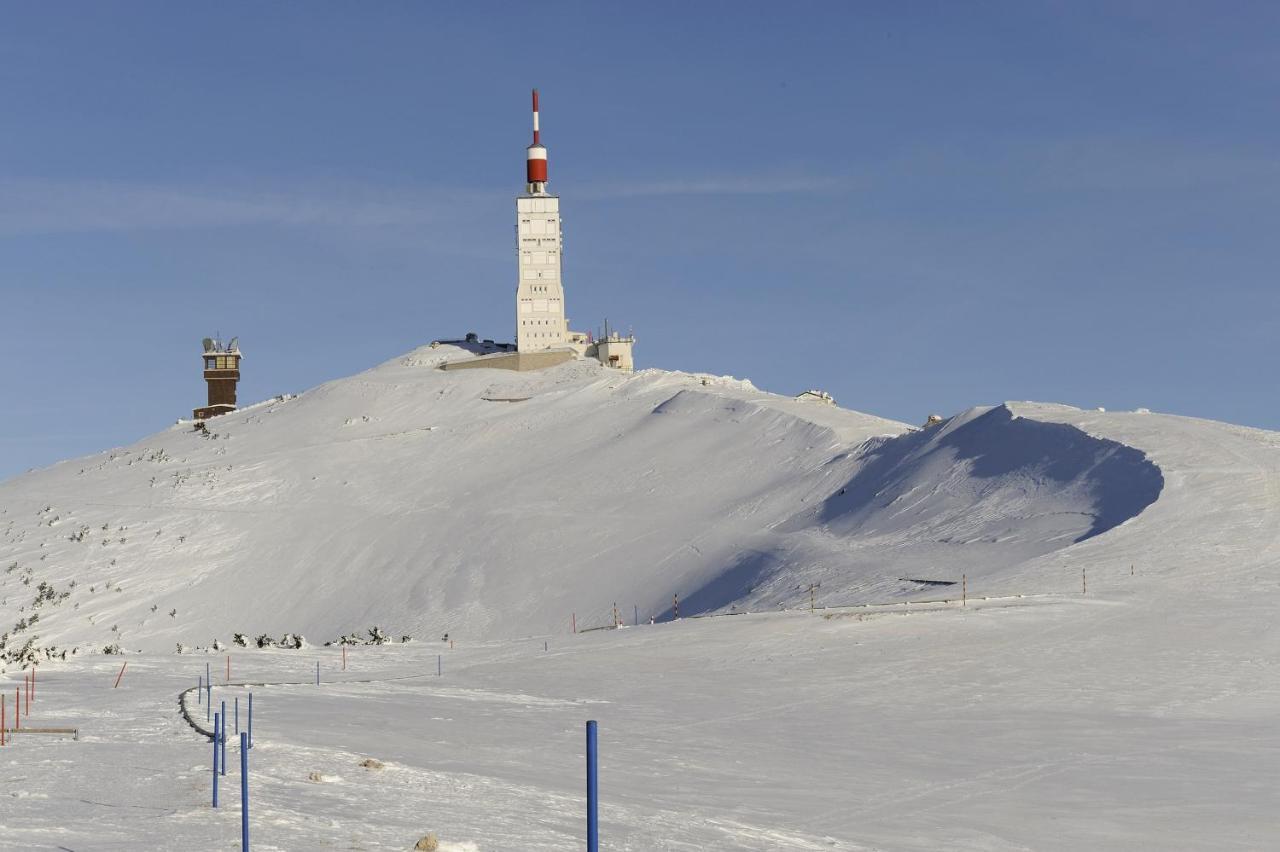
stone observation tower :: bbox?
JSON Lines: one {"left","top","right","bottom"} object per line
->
{"left": 193, "top": 336, "right": 241, "bottom": 420}
{"left": 515, "top": 89, "right": 569, "bottom": 352}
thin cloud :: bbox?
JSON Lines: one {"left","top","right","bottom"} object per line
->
{"left": 577, "top": 174, "right": 853, "bottom": 200}
{"left": 0, "top": 178, "right": 485, "bottom": 235}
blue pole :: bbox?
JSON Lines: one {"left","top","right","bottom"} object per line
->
{"left": 240, "top": 731, "right": 249, "bottom": 850}
{"left": 212, "top": 711, "right": 220, "bottom": 808}
{"left": 586, "top": 720, "right": 598, "bottom": 852}
{"left": 235, "top": 696, "right": 240, "bottom": 735}
{"left": 247, "top": 692, "right": 253, "bottom": 749}
{"left": 207, "top": 683, "right": 211, "bottom": 722}
{"left": 221, "top": 700, "right": 227, "bottom": 775}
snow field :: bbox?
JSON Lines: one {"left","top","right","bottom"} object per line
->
{"left": 1, "top": 345, "right": 1279, "bottom": 847}
{"left": 2, "top": 576, "right": 1277, "bottom": 850}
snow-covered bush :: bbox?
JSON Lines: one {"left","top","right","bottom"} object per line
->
{"left": 279, "top": 633, "right": 305, "bottom": 649}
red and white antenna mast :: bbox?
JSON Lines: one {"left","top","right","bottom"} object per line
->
{"left": 526, "top": 88, "right": 548, "bottom": 191}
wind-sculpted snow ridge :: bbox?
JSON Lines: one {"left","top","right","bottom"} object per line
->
{"left": 817, "top": 405, "right": 1163, "bottom": 543}
{"left": 0, "top": 342, "right": 1212, "bottom": 658}
{"left": 672, "top": 403, "right": 1164, "bottom": 617}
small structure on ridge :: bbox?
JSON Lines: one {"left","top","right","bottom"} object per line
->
{"left": 193, "top": 336, "right": 241, "bottom": 420}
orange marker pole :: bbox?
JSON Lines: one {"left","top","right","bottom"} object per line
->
{"left": 14, "top": 688, "right": 18, "bottom": 729}
{"left": 113, "top": 662, "right": 128, "bottom": 688}
{"left": 25, "top": 677, "right": 30, "bottom": 716}
{"left": 30, "top": 666, "right": 35, "bottom": 702}
{"left": 2, "top": 693, "right": 6, "bottom": 745}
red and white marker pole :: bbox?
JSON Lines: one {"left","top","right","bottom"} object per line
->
{"left": 532, "top": 88, "right": 540, "bottom": 146}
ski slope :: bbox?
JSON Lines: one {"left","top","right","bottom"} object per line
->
{"left": 1, "top": 345, "right": 1173, "bottom": 655}
{"left": 1, "top": 345, "right": 1278, "bottom": 849}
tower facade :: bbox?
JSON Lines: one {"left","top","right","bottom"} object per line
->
{"left": 193, "top": 337, "right": 241, "bottom": 420}
{"left": 516, "top": 89, "right": 568, "bottom": 352}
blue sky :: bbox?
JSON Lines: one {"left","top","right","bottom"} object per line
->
{"left": 2, "top": 2, "right": 1278, "bottom": 480}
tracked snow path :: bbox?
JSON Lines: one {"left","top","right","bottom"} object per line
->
{"left": 2, "top": 573, "right": 1276, "bottom": 851}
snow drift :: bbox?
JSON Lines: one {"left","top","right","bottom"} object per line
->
{"left": 0, "top": 345, "right": 1165, "bottom": 654}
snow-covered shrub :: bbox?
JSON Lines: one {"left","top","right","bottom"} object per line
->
{"left": 233, "top": 633, "right": 248, "bottom": 647}
{"left": 102, "top": 643, "right": 122, "bottom": 655}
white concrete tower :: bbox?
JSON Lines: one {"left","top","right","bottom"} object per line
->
{"left": 516, "top": 89, "right": 568, "bottom": 352}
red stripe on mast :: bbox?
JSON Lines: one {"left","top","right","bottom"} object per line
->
{"left": 532, "top": 88, "right": 540, "bottom": 145}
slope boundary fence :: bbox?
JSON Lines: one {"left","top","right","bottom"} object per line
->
{"left": 571, "top": 591, "right": 1066, "bottom": 633}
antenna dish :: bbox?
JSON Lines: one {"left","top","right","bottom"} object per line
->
{"left": 227, "top": 337, "right": 239, "bottom": 352}
{"left": 202, "top": 337, "right": 215, "bottom": 353}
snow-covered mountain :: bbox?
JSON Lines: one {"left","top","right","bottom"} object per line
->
{"left": 5, "top": 343, "right": 1280, "bottom": 849}
{"left": 0, "top": 343, "right": 1266, "bottom": 658}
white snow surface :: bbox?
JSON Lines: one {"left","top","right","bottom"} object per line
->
{"left": 0, "top": 346, "right": 1278, "bottom": 849}
{"left": 1, "top": 346, "right": 1172, "bottom": 651}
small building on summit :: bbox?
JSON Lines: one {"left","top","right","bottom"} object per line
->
{"left": 594, "top": 322, "right": 636, "bottom": 371}
{"left": 796, "top": 389, "right": 835, "bottom": 405}
{"left": 194, "top": 337, "right": 241, "bottom": 420}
